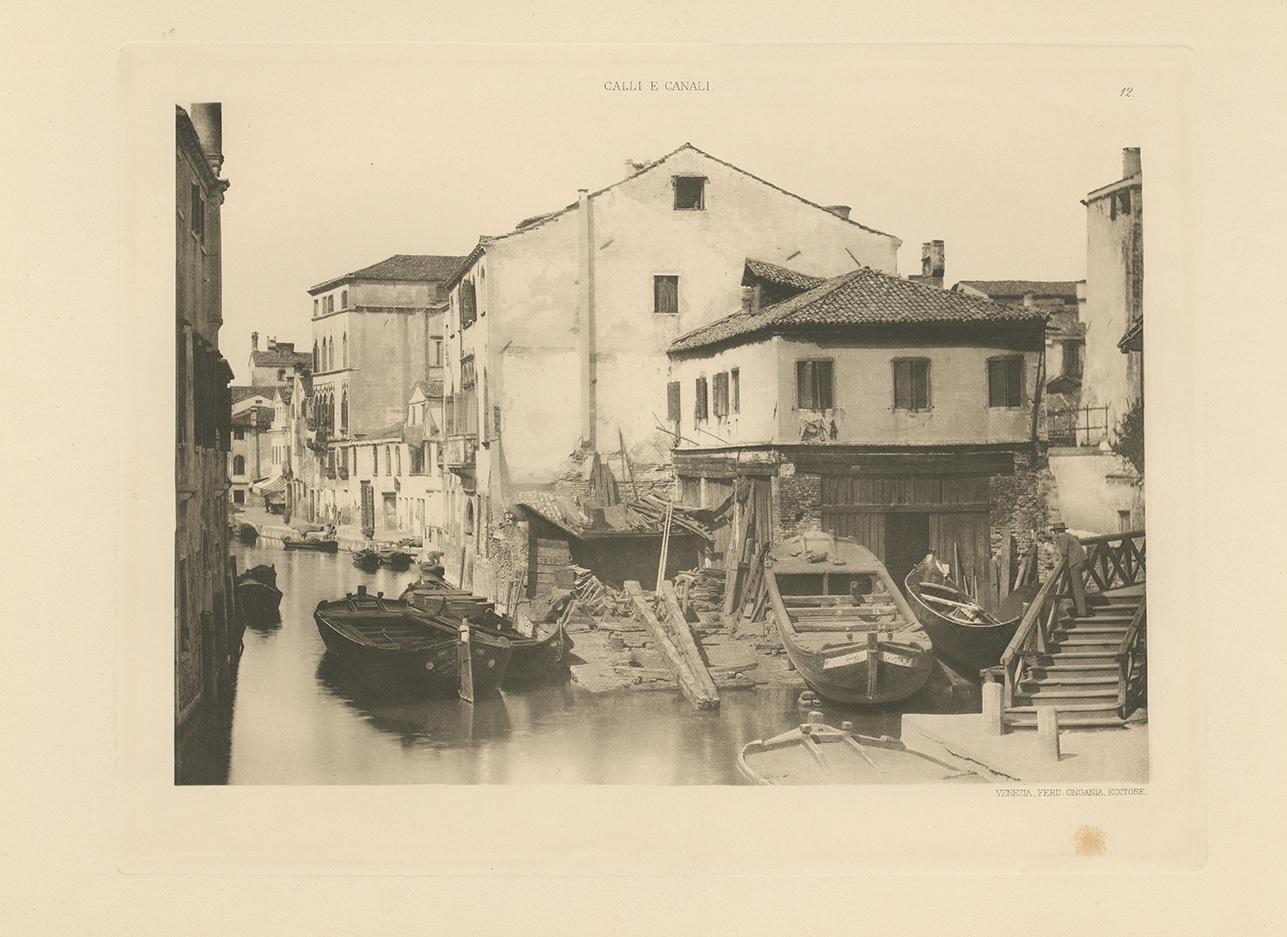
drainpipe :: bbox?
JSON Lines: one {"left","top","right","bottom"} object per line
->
{"left": 577, "top": 188, "right": 596, "bottom": 448}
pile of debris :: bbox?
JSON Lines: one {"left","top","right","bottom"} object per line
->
{"left": 675, "top": 566, "right": 725, "bottom": 615}
{"left": 571, "top": 565, "right": 632, "bottom": 619}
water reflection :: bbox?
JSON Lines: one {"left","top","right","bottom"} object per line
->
{"left": 218, "top": 544, "right": 923, "bottom": 785}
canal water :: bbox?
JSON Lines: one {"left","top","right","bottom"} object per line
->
{"left": 195, "top": 544, "right": 907, "bottom": 785}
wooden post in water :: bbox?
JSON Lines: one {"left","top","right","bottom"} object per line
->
{"left": 1037, "top": 706, "right": 1060, "bottom": 762}
{"left": 457, "top": 618, "right": 475, "bottom": 703}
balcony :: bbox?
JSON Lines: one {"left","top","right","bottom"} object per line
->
{"left": 443, "top": 433, "right": 478, "bottom": 469}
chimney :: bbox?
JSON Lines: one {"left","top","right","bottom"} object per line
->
{"left": 1122, "top": 147, "right": 1141, "bottom": 178}
{"left": 825, "top": 205, "right": 852, "bottom": 220}
{"left": 251, "top": 331, "right": 259, "bottom": 352}
{"left": 740, "top": 285, "right": 762, "bottom": 315}
{"left": 921, "top": 240, "right": 945, "bottom": 289}
{"left": 188, "top": 103, "right": 224, "bottom": 176}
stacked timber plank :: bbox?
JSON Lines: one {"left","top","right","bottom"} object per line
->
{"left": 571, "top": 565, "right": 632, "bottom": 619}
{"left": 675, "top": 566, "right": 725, "bottom": 615}
{"left": 624, "top": 580, "right": 720, "bottom": 710}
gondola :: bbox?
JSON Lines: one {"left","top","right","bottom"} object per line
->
{"left": 765, "top": 532, "right": 933, "bottom": 705}
{"left": 350, "top": 548, "right": 381, "bottom": 572}
{"left": 314, "top": 586, "right": 511, "bottom": 696}
{"left": 377, "top": 550, "right": 414, "bottom": 571}
{"left": 283, "top": 536, "right": 339, "bottom": 552}
{"left": 903, "top": 554, "right": 1042, "bottom": 671}
{"left": 401, "top": 579, "right": 573, "bottom": 683}
{"left": 236, "top": 564, "right": 283, "bottom": 625}
{"left": 737, "top": 713, "right": 981, "bottom": 784}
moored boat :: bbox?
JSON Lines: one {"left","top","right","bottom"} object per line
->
{"left": 737, "top": 713, "right": 981, "bottom": 784}
{"left": 314, "top": 587, "right": 511, "bottom": 696}
{"left": 283, "top": 536, "right": 339, "bottom": 552}
{"left": 350, "top": 548, "right": 380, "bottom": 572}
{"left": 904, "top": 554, "right": 1041, "bottom": 671}
{"left": 236, "top": 563, "right": 283, "bottom": 625}
{"left": 765, "top": 532, "right": 933, "bottom": 705}
{"left": 377, "top": 549, "right": 414, "bottom": 571}
{"left": 401, "top": 580, "right": 573, "bottom": 683}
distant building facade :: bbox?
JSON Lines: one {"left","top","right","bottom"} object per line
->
{"left": 440, "top": 143, "right": 902, "bottom": 595}
{"left": 175, "top": 103, "right": 236, "bottom": 776}
{"left": 666, "top": 260, "right": 1053, "bottom": 595}
{"left": 247, "top": 331, "right": 311, "bottom": 387}
{"left": 294, "top": 254, "right": 460, "bottom": 532}
{"left": 228, "top": 387, "right": 275, "bottom": 505}
{"left": 1046, "top": 148, "right": 1145, "bottom": 534}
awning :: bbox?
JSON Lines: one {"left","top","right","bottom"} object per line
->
{"left": 252, "top": 474, "right": 287, "bottom": 495}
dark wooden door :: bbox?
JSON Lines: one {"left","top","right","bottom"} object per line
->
{"left": 884, "top": 512, "right": 930, "bottom": 589}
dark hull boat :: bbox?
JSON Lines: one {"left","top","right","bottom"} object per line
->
{"left": 904, "top": 555, "right": 1041, "bottom": 671}
{"left": 765, "top": 532, "right": 933, "bottom": 705}
{"left": 737, "top": 714, "right": 980, "bottom": 785}
{"left": 350, "top": 548, "right": 380, "bottom": 572}
{"left": 236, "top": 564, "right": 282, "bottom": 626}
{"left": 377, "top": 550, "right": 414, "bottom": 571}
{"left": 284, "top": 537, "right": 339, "bottom": 552}
{"left": 402, "top": 579, "right": 573, "bottom": 684}
{"left": 314, "top": 588, "right": 511, "bottom": 697}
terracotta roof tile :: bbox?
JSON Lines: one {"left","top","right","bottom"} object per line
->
{"left": 956, "top": 280, "right": 1081, "bottom": 299}
{"left": 310, "top": 254, "right": 467, "bottom": 293}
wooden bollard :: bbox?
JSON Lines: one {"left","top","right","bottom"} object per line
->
{"left": 457, "top": 618, "right": 475, "bottom": 703}
{"left": 982, "top": 680, "right": 1004, "bottom": 736}
{"left": 1037, "top": 706, "right": 1060, "bottom": 762}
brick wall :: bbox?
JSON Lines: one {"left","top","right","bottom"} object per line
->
{"left": 989, "top": 453, "right": 1060, "bottom": 573}
{"left": 772, "top": 467, "right": 821, "bottom": 542}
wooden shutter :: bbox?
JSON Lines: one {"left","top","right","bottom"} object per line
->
{"left": 666, "top": 381, "right": 681, "bottom": 422}
{"left": 894, "top": 360, "right": 912, "bottom": 409}
{"left": 797, "top": 361, "right": 814, "bottom": 409}
{"left": 695, "top": 376, "right": 708, "bottom": 420}
{"left": 1007, "top": 358, "right": 1023, "bottom": 407}
{"left": 817, "top": 361, "right": 834, "bottom": 410}
{"left": 713, "top": 372, "right": 728, "bottom": 416}
{"left": 913, "top": 360, "right": 930, "bottom": 410}
{"left": 730, "top": 369, "right": 740, "bottom": 413}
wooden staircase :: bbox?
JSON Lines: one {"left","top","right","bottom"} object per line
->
{"left": 999, "top": 532, "right": 1146, "bottom": 731}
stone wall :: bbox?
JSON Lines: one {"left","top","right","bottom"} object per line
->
{"left": 988, "top": 453, "right": 1060, "bottom": 574}
{"left": 771, "top": 465, "right": 821, "bottom": 542}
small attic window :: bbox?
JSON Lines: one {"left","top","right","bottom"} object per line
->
{"left": 673, "top": 176, "right": 706, "bottom": 211}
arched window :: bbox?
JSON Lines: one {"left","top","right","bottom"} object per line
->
{"left": 385, "top": 446, "right": 392, "bottom": 472}
{"left": 340, "top": 389, "right": 348, "bottom": 433}
{"left": 464, "top": 498, "right": 475, "bottom": 535}
{"left": 342, "top": 333, "right": 348, "bottom": 368}
{"left": 313, "top": 341, "right": 319, "bottom": 371}
{"left": 232, "top": 455, "right": 245, "bottom": 475}
{"left": 330, "top": 393, "right": 338, "bottom": 431}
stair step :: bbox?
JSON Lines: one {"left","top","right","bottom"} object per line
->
{"left": 1022, "top": 674, "right": 1119, "bottom": 687}
{"left": 1007, "top": 702, "right": 1121, "bottom": 714}
{"left": 1063, "top": 614, "right": 1135, "bottom": 625}
{"left": 1004, "top": 714, "right": 1127, "bottom": 729}
{"left": 1059, "top": 626, "right": 1129, "bottom": 635}
{"left": 1017, "top": 689, "right": 1119, "bottom": 702}
{"left": 1040, "top": 650, "right": 1120, "bottom": 660}
{"left": 1058, "top": 636, "right": 1125, "bottom": 647}
{"left": 1031, "top": 661, "right": 1118, "bottom": 672}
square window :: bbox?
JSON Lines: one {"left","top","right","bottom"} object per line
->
{"left": 893, "top": 359, "right": 931, "bottom": 411}
{"left": 673, "top": 176, "right": 706, "bottom": 210}
{"left": 796, "top": 360, "right": 834, "bottom": 410}
{"left": 654, "top": 275, "right": 679, "bottom": 314}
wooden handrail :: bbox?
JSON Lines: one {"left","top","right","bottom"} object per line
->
{"left": 1076, "top": 529, "right": 1145, "bottom": 546}
{"left": 1116, "top": 593, "right": 1147, "bottom": 658}
{"left": 1000, "top": 556, "right": 1067, "bottom": 668}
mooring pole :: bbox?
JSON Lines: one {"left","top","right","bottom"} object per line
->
{"left": 457, "top": 618, "right": 475, "bottom": 703}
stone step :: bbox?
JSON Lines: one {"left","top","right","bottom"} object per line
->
{"left": 1016, "top": 688, "right": 1119, "bottom": 703}
{"left": 1063, "top": 614, "right": 1135, "bottom": 625}
{"left": 1004, "top": 714, "right": 1127, "bottom": 729}
{"left": 1038, "top": 649, "right": 1119, "bottom": 661}
{"left": 1021, "top": 674, "right": 1118, "bottom": 687}
{"left": 1058, "top": 626, "right": 1129, "bottom": 636}
{"left": 1007, "top": 701, "right": 1122, "bottom": 714}
{"left": 1058, "top": 636, "right": 1126, "bottom": 647}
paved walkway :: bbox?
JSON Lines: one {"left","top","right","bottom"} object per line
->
{"left": 903, "top": 712, "right": 1149, "bottom": 783}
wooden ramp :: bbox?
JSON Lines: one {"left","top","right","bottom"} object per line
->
{"left": 625, "top": 581, "right": 719, "bottom": 710}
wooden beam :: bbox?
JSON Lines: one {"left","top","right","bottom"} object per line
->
{"left": 624, "top": 581, "right": 717, "bottom": 710}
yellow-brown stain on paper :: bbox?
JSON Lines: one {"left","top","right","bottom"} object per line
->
{"left": 1074, "top": 824, "right": 1107, "bottom": 856}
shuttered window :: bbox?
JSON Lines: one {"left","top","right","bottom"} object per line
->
{"left": 654, "top": 275, "right": 679, "bottom": 314}
{"left": 713, "top": 371, "right": 729, "bottom": 417}
{"left": 893, "top": 358, "right": 931, "bottom": 411}
{"left": 666, "top": 381, "right": 681, "bottom": 422}
{"left": 460, "top": 280, "right": 478, "bottom": 328}
{"left": 730, "top": 368, "right": 740, "bottom": 414}
{"left": 694, "top": 376, "right": 709, "bottom": 421}
{"left": 987, "top": 356, "right": 1024, "bottom": 408}
{"left": 796, "top": 359, "right": 834, "bottom": 410}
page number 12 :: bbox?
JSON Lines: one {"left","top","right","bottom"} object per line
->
{"left": 1120, "top": 87, "right": 1134, "bottom": 97}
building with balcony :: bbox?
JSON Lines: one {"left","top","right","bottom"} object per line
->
{"left": 175, "top": 103, "right": 236, "bottom": 780}
{"left": 440, "top": 143, "right": 902, "bottom": 596}
{"left": 665, "top": 258, "right": 1052, "bottom": 598}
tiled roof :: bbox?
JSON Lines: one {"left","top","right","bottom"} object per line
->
{"left": 230, "top": 385, "right": 275, "bottom": 404}
{"left": 742, "top": 258, "right": 826, "bottom": 293}
{"left": 446, "top": 143, "right": 899, "bottom": 288}
{"left": 956, "top": 280, "right": 1081, "bottom": 300}
{"left": 670, "top": 267, "right": 1048, "bottom": 355}
{"left": 409, "top": 380, "right": 443, "bottom": 400}
{"left": 276, "top": 386, "right": 293, "bottom": 404}
{"left": 250, "top": 347, "right": 311, "bottom": 368}
{"left": 232, "top": 406, "right": 274, "bottom": 429}
{"left": 310, "top": 254, "right": 466, "bottom": 294}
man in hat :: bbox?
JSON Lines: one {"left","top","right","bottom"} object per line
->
{"left": 1053, "top": 522, "right": 1089, "bottom": 618}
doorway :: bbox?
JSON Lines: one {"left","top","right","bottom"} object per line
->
{"left": 884, "top": 512, "right": 929, "bottom": 592}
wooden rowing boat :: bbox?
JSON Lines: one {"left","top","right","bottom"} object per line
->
{"left": 904, "top": 554, "right": 1041, "bottom": 671}
{"left": 314, "top": 586, "right": 511, "bottom": 696}
{"left": 350, "top": 548, "right": 380, "bottom": 571}
{"left": 377, "top": 550, "right": 414, "bottom": 571}
{"left": 401, "top": 579, "right": 574, "bottom": 684}
{"left": 236, "top": 563, "right": 282, "bottom": 626}
{"left": 737, "top": 713, "right": 981, "bottom": 784}
{"left": 766, "top": 532, "right": 933, "bottom": 705}
{"left": 283, "top": 536, "right": 339, "bottom": 552}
